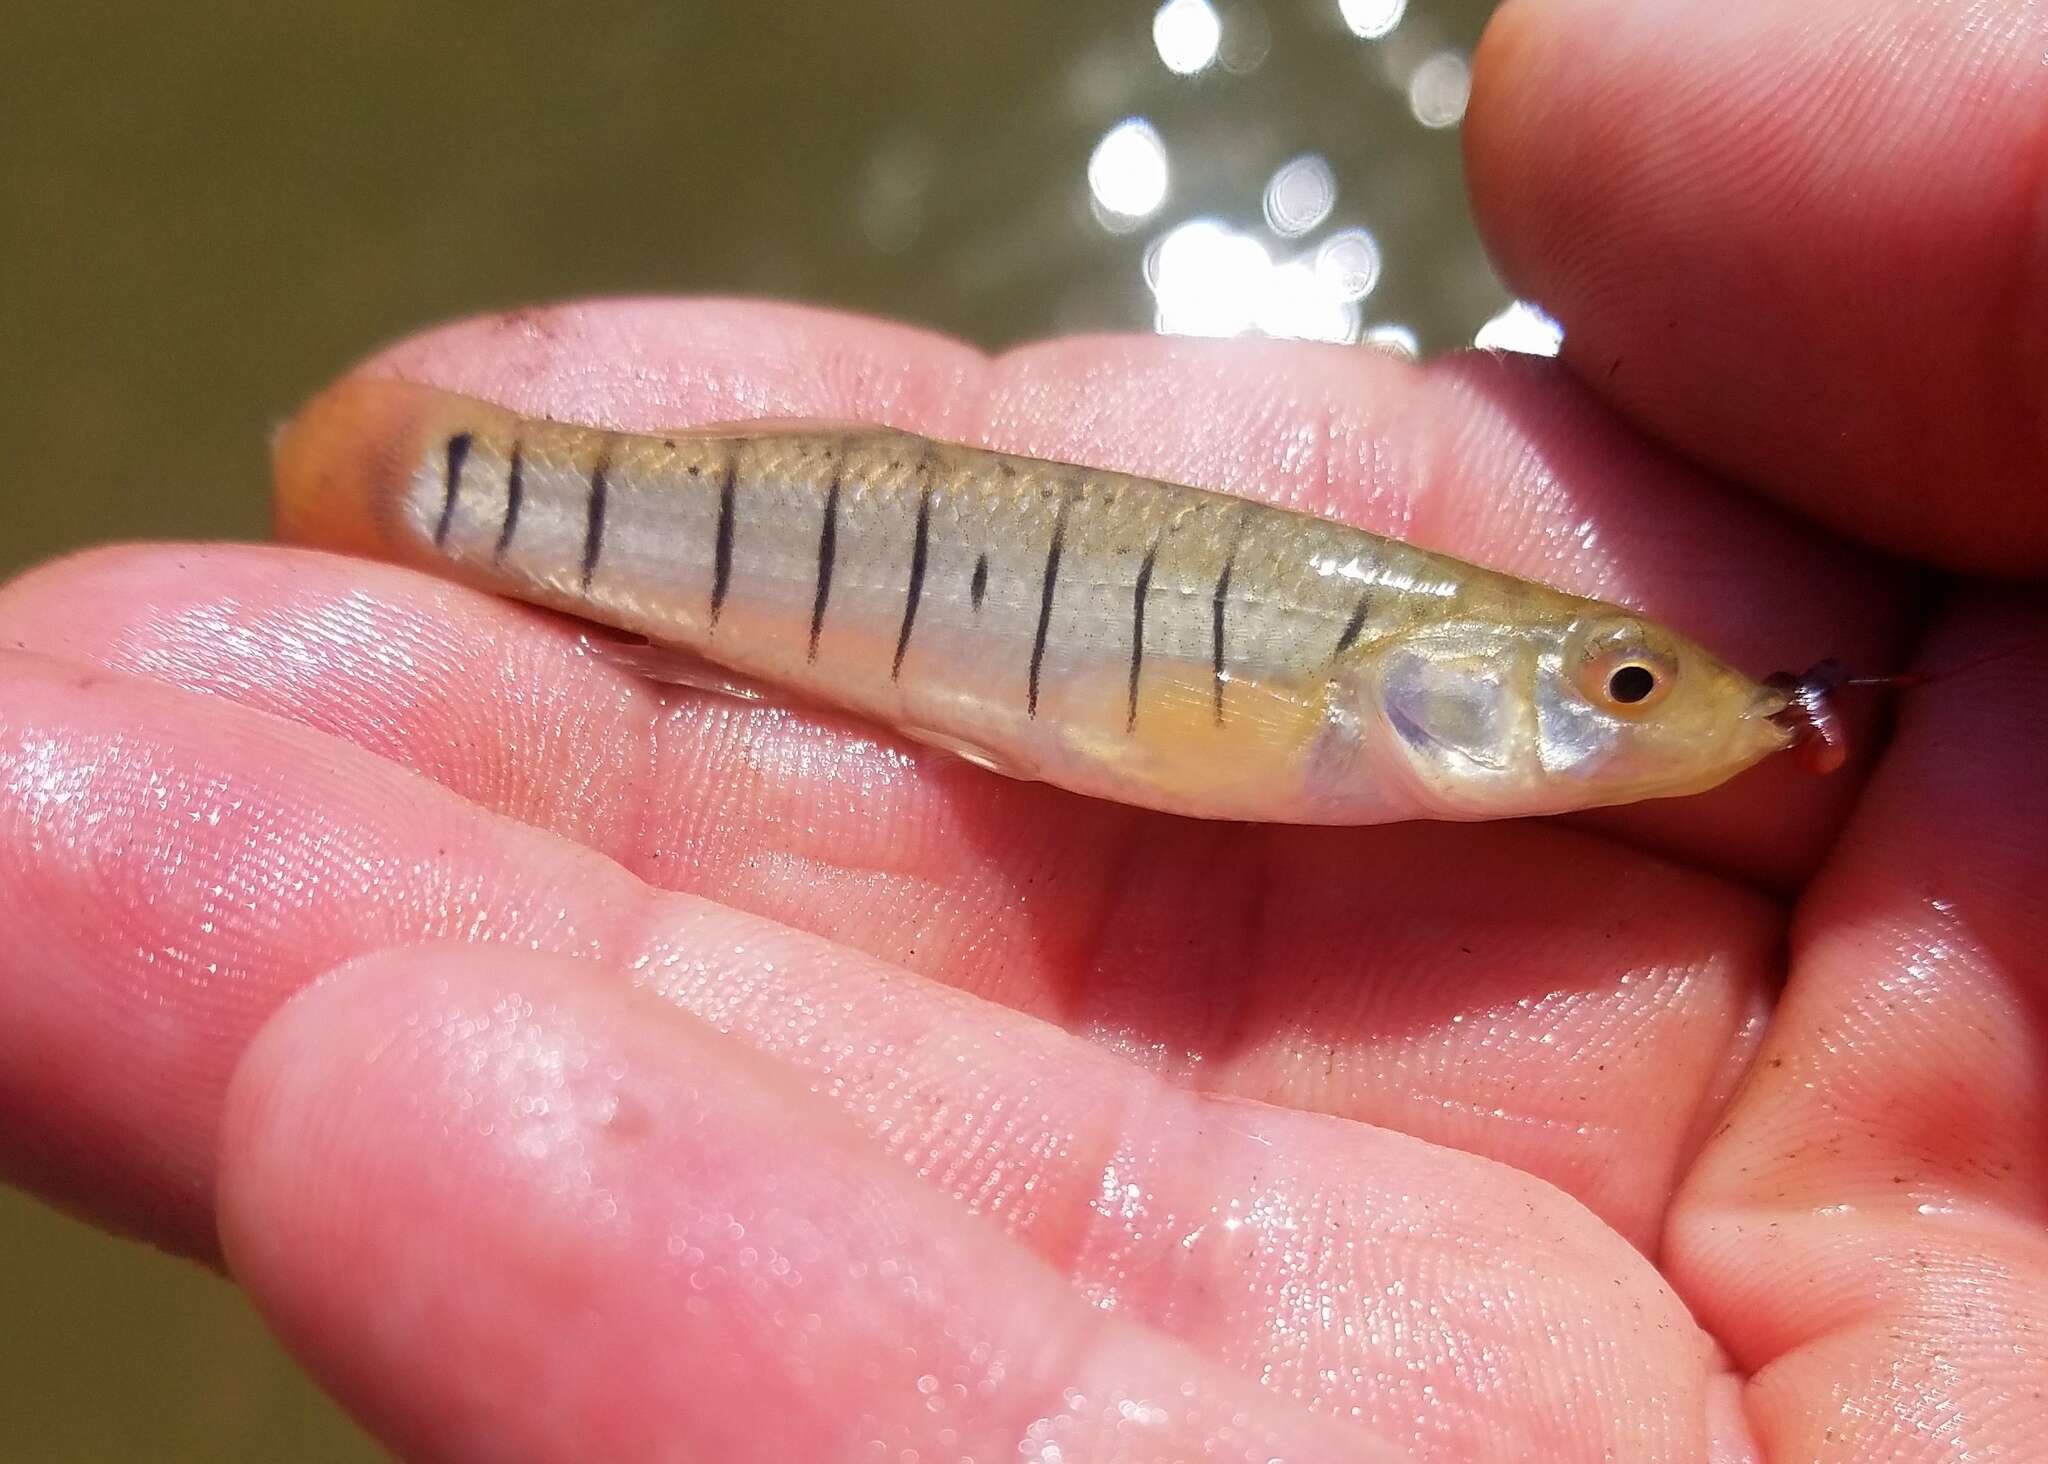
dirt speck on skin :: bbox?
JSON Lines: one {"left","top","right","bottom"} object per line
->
{"left": 489, "top": 307, "right": 565, "bottom": 346}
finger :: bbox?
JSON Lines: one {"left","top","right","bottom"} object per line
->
{"left": 1667, "top": 592, "right": 2048, "bottom": 1456}
{"left": 0, "top": 654, "right": 1726, "bottom": 1457}
{"left": 220, "top": 947, "right": 1392, "bottom": 1464}
{"left": 0, "top": 550, "right": 1783, "bottom": 1249}
{"left": 353, "top": 296, "right": 1906, "bottom": 879}
{"left": 1467, "top": 0, "right": 2048, "bottom": 572}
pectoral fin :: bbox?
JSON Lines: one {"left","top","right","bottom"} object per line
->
{"left": 583, "top": 631, "right": 1036, "bottom": 783}
{"left": 579, "top": 632, "right": 781, "bottom": 705}
{"left": 901, "top": 725, "right": 1038, "bottom": 783}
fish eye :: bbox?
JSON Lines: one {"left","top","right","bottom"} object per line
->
{"left": 1578, "top": 643, "right": 1675, "bottom": 716}
{"left": 1607, "top": 664, "right": 1657, "bottom": 704}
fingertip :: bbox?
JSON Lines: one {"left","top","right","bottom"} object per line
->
{"left": 1463, "top": 0, "right": 1594, "bottom": 299}
{"left": 1464, "top": 0, "right": 1547, "bottom": 195}
{"left": 1462, "top": 0, "right": 2048, "bottom": 573}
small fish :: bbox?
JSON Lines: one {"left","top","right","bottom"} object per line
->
{"left": 272, "top": 378, "right": 1820, "bottom": 823}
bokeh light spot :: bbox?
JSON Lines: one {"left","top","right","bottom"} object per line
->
{"left": 1339, "top": 0, "right": 1407, "bottom": 41}
{"left": 1088, "top": 118, "right": 1170, "bottom": 224}
{"left": 1474, "top": 300, "right": 1565, "bottom": 356}
{"left": 1315, "top": 227, "right": 1382, "bottom": 302}
{"left": 1150, "top": 219, "right": 1270, "bottom": 337}
{"left": 1263, "top": 154, "right": 1338, "bottom": 238}
{"left": 1153, "top": 0, "right": 1222, "bottom": 76}
{"left": 1257, "top": 258, "right": 1360, "bottom": 343}
{"left": 1148, "top": 219, "right": 1367, "bottom": 343}
{"left": 1407, "top": 50, "right": 1471, "bottom": 128}
{"left": 1363, "top": 322, "right": 1421, "bottom": 358}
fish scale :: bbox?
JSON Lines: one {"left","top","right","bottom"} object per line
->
{"left": 274, "top": 377, "right": 1796, "bottom": 822}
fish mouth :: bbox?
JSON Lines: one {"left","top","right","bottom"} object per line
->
{"left": 1763, "top": 661, "right": 1848, "bottom": 775}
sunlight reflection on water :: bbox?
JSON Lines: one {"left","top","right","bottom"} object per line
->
{"left": 1121, "top": 0, "right": 1533, "bottom": 350}
{"left": 1089, "top": 117, "right": 1173, "bottom": 227}
{"left": 1339, "top": 0, "right": 1410, "bottom": 40}
{"left": 888, "top": 0, "right": 1556, "bottom": 357}
{"left": 1153, "top": 0, "right": 1223, "bottom": 74}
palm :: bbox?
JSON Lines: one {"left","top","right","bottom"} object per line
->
{"left": 3, "top": 296, "right": 2036, "bottom": 1460}
{"left": 8, "top": 0, "right": 2048, "bottom": 1454}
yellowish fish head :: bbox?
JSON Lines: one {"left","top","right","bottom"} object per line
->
{"left": 1368, "top": 610, "right": 1792, "bottom": 817}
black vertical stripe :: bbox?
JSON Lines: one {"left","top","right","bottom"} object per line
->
{"left": 1211, "top": 542, "right": 1239, "bottom": 727}
{"left": 1334, "top": 588, "right": 1372, "bottom": 654}
{"left": 809, "top": 471, "right": 840, "bottom": 663}
{"left": 893, "top": 480, "right": 932, "bottom": 680}
{"left": 710, "top": 450, "right": 737, "bottom": 627}
{"left": 970, "top": 554, "right": 989, "bottom": 610}
{"left": 580, "top": 446, "right": 611, "bottom": 592}
{"left": 1127, "top": 540, "right": 1159, "bottom": 733}
{"left": 493, "top": 442, "right": 524, "bottom": 561}
{"left": 434, "top": 433, "right": 472, "bottom": 549}
{"left": 1027, "top": 490, "right": 1071, "bottom": 718}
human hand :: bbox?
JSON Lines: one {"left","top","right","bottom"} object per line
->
{"left": 2, "top": 0, "right": 2043, "bottom": 1457}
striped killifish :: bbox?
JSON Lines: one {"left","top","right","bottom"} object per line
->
{"left": 272, "top": 378, "right": 1813, "bottom": 824}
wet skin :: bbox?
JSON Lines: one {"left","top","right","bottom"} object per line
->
{"left": 2, "top": 0, "right": 2046, "bottom": 1458}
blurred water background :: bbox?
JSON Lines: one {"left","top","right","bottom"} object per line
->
{"left": 2, "top": 1, "right": 1517, "bottom": 1454}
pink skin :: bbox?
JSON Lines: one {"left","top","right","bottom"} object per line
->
{"left": 3, "top": 2, "right": 2047, "bottom": 1457}
{"left": 1467, "top": 0, "right": 2048, "bottom": 574}
{"left": 220, "top": 948, "right": 1397, "bottom": 1464}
